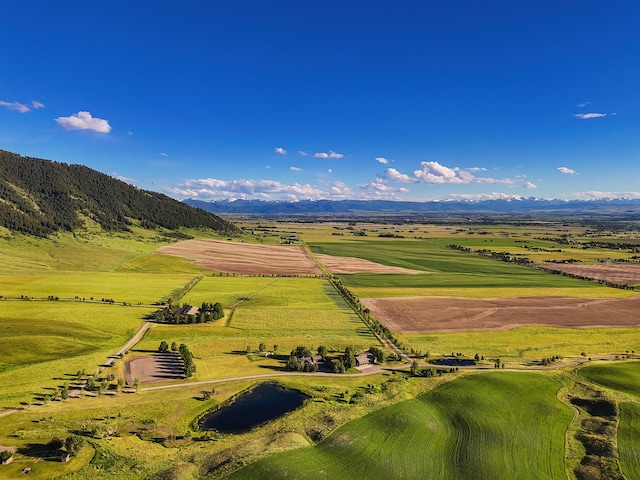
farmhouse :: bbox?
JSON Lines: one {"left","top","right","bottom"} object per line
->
{"left": 175, "top": 305, "right": 200, "bottom": 316}
{"left": 356, "top": 353, "right": 375, "bottom": 367}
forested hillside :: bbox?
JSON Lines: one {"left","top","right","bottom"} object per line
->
{"left": 0, "top": 149, "right": 239, "bottom": 237}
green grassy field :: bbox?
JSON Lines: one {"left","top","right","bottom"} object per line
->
{"left": 310, "top": 239, "right": 619, "bottom": 292}
{"left": 618, "top": 402, "right": 640, "bottom": 480}
{"left": 227, "top": 372, "right": 571, "bottom": 480}
{"left": 400, "top": 328, "right": 640, "bottom": 363}
{"left": 136, "top": 277, "right": 378, "bottom": 379}
{"left": 578, "top": 361, "right": 640, "bottom": 398}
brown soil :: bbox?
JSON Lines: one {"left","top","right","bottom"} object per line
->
{"left": 361, "top": 295, "right": 640, "bottom": 333}
{"left": 157, "top": 239, "right": 321, "bottom": 275}
{"left": 125, "top": 352, "right": 184, "bottom": 385}
{"left": 315, "top": 254, "right": 424, "bottom": 274}
{"left": 540, "top": 263, "right": 640, "bottom": 286}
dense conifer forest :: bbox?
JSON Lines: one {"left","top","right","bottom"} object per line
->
{"left": 0, "top": 149, "right": 238, "bottom": 236}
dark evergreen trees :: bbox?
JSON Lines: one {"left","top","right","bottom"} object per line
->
{"left": 0, "top": 149, "right": 239, "bottom": 236}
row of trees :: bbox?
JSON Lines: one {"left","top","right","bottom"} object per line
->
{"left": 159, "top": 341, "right": 197, "bottom": 377}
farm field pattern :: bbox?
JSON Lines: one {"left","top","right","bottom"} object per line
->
{"left": 0, "top": 220, "right": 639, "bottom": 479}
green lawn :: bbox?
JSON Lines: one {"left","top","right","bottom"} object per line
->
{"left": 227, "top": 372, "right": 571, "bottom": 480}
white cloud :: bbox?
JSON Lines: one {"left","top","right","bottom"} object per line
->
{"left": 570, "top": 191, "right": 640, "bottom": 200}
{"left": 467, "top": 167, "right": 487, "bottom": 172}
{"left": 523, "top": 181, "right": 538, "bottom": 189}
{"left": 358, "top": 180, "right": 410, "bottom": 200}
{"left": 31, "top": 100, "right": 45, "bottom": 109}
{"left": 55, "top": 111, "right": 112, "bottom": 133}
{"left": 0, "top": 100, "right": 30, "bottom": 113}
{"left": 574, "top": 113, "right": 607, "bottom": 119}
{"left": 160, "top": 152, "right": 168, "bottom": 157}
{"left": 577, "top": 101, "right": 592, "bottom": 108}
{"left": 113, "top": 173, "right": 137, "bottom": 186}
{"left": 275, "top": 147, "right": 287, "bottom": 155}
{"left": 328, "top": 169, "right": 332, "bottom": 173}
{"left": 413, "top": 161, "right": 474, "bottom": 184}
{"left": 298, "top": 151, "right": 308, "bottom": 156}
{"left": 290, "top": 166, "right": 302, "bottom": 171}
{"left": 375, "top": 157, "right": 389, "bottom": 164}
{"left": 383, "top": 167, "right": 415, "bottom": 184}
{"left": 314, "top": 150, "right": 344, "bottom": 159}
{"left": 557, "top": 166, "right": 576, "bottom": 175}
{"left": 443, "top": 193, "right": 525, "bottom": 201}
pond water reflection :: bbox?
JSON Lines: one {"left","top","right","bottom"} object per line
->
{"left": 198, "top": 383, "right": 310, "bottom": 434}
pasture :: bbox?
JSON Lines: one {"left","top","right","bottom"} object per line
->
{"left": 578, "top": 361, "right": 640, "bottom": 399}
{"left": 399, "top": 328, "right": 640, "bottom": 363}
{"left": 227, "top": 372, "right": 570, "bottom": 480}
{"left": 134, "top": 277, "right": 377, "bottom": 381}
{"left": 618, "top": 402, "right": 640, "bottom": 480}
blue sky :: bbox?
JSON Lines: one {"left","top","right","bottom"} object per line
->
{"left": 1, "top": 1, "right": 639, "bottom": 201}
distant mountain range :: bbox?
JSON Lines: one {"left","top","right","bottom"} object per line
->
{"left": 185, "top": 198, "right": 640, "bottom": 217}
{"left": 0, "top": 150, "right": 239, "bottom": 237}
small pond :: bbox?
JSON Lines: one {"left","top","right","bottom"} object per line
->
{"left": 198, "top": 383, "right": 310, "bottom": 434}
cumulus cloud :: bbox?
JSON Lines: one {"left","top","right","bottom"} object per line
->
{"left": 557, "top": 166, "right": 576, "bottom": 175}
{"left": 168, "top": 177, "right": 407, "bottom": 201}
{"left": 314, "top": 150, "right": 344, "bottom": 159}
{"left": 113, "top": 173, "right": 137, "bottom": 186}
{"left": 168, "top": 178, "right": 323, "bottom": 200}
{"left": 290, "top": 166, "right": 302, "bottom": 171}
{"left": 375, "top": 157, "right": 389, "bottom": 164}
{"left": 574, "top": 113, "right": 607, "bottom": 119}
{"left": 0, "top": 99, "right": 44, "bottom": 113}
{"left": 160, "top": 152, "right": 168, "bottom": 157}
{"left": 523, "top": 181, "right": 538, "bottom": 189}
{"left": 328, "top": 168, "right": 332, "bottom": 173}
{"left": 413, "top": 161, "right": 475, "bottom": 184}
{"left": 383, "top": 167, "right": 415, "bottom": 184}
{"left": 275, "top": 147, "right": 287, "bottom": 155}
{"left": 381, "top": 161, "right": 512, "bottom": 186}
{"left": 298, "top": 151, "right": 308, "bottom": 156}
{"left": 570, "top": 191, "right": 640, "bottom": 201}
{"left": 55, "top": 111, "right": 112, "bottom": 133}
{"left": 443, "top": 193, "right": 525, "bottom": 201}
{"left": 358, "top": 179, "right": 410, "bottom": 199}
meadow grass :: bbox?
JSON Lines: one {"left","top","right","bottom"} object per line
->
{"left": 136, "top": 277, "right": 378, "bottom": 380}
{"left": 398, "top": 328, "right": 640, "bottom": 363}
{"left": 227, "top": 372, "right": 570, "bottom": 480}
{"left": 0, "top": 303, "right": 152, "bottom": 407}
{"left": 577, "top": 360, "right": 640, "bottom": 398}
{"left": 618, "top": 402, "right": 640, "bottom": 480}
{"left": 0, "top": 272, "right": 200, "bottom": 304}
{"left": 352, "top": 285, "right": 635, "bottom": 299}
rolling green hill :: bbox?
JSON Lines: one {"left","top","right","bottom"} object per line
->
{"left": 227, "top": 372, "right": 571, "bottom": 480}
{"left": 0, "top": 149, "right": 239, "bottom": 236}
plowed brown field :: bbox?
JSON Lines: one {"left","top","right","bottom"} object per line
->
{"left": 540, "top": 263, "right": 640, "bottom": 286}
{"left": 315, "top": 254, "right": 424, "bottom": 274}
{"left": 157, "top": 239, "right": 321, "bottom": 275}
{"left": 361, "top": 295, "right": 640, "bottom": 333}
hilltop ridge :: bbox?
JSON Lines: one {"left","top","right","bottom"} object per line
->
{"left": 0, "top": 149, "right": 239, "bottom": 237}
